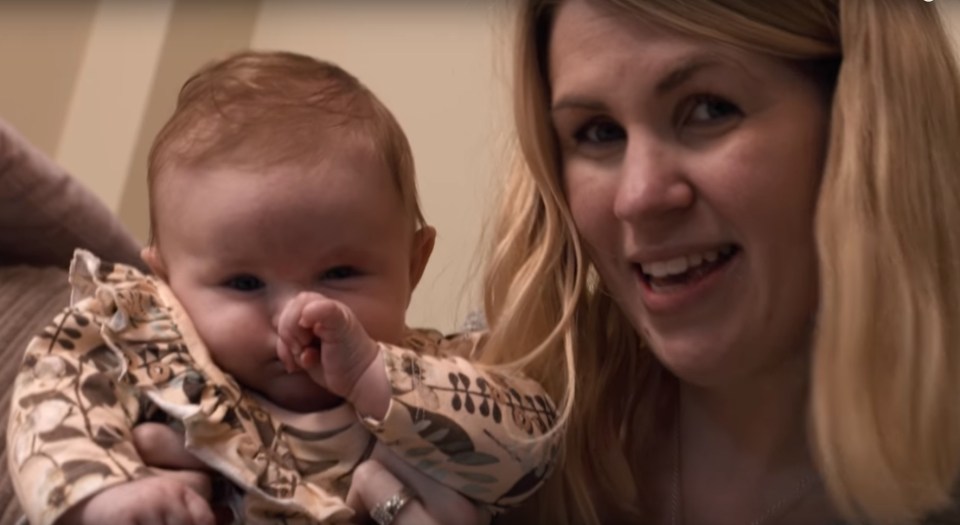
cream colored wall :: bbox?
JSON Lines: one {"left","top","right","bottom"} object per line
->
{"left": 56, "top": 0, "right": 174, "bottom": 213}
{"left": 0, "top": 2, "right": 99, "bottom": 155}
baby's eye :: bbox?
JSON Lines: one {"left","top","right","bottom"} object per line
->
{"left": 223, "top": 275, "right": 264, "bottom": 292}
{"left": 574, "top": 119, "right": 626, "bottom": 144}
{"left": 322, "top": 266, "right": 359, "bottom": 280}
{"left": 686, "top": 95, "right": 741, "bottom": 125}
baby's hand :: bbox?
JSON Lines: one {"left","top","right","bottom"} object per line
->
{"left": 56, "top": 476, "right": 214, "bottom": 525}
{"left": 276, "top": 292, "right": 382, "bottom": 406}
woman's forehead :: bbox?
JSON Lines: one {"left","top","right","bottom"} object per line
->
{"left": 548, "top": 1, "right": 771, "bottom": 103}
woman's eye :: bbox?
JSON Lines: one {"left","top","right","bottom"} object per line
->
{"left": 574, "top": 119, "right": 625, "bottom": 144}
{"left": 686, "top": 95, "right": 741, "bottom": 124}
{"left": 322, "top": 266, "right": 359, "bottom": 280}
{"left": 223, "top": 275, "right": 264, "bottom": 292}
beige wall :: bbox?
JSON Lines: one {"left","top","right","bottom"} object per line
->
{"left": 56, "top": 0, "right": 175, "bottom": 214}
{"left": 4, "top": 1, "right": 960, "bottom": 330}
{"left": 0, "top": 2, "right": 99, "bottom": 154}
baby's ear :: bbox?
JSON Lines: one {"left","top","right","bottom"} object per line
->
{"left": 140, "top": 246, "right": 168, "bottom": 279}
{"left": 408, "top": 226, "right": 436, "bottom": 290}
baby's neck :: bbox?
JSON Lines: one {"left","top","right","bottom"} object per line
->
{"left": 255, "top": 384, "right": 345, "bottom": 414}
{"left": 246, "top": 390, "right": 353, "bottom": 427}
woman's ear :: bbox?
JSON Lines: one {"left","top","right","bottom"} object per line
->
{"left": 408, "top": 226, "right": 436, "bottom": 290}
{"left": 140, "top": 246, "right": 168, "bottom": 280}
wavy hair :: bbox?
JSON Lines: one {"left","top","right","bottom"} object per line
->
{"left": 482, "top": 1, "right": 960, "bottom": 523}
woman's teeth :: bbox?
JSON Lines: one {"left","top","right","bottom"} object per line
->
{"left": 640, "top": 245, "right": 735, "bottom": 279}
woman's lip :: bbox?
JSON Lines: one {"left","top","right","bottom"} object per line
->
{"left": 634, "top": 250, "right": 740, "bottom": 315}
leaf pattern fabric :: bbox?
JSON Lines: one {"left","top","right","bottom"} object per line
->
{"left": 7, "top": 250, "right": 559, "bottom": 524}
{"left": 361, "top": 338, "right": 559, "bottom": 513}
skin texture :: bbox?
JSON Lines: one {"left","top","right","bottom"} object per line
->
{"left": 57, "top": 476, "right": 217, "bottom": 525}
{"left": 548, "top": 1, "right": 836, "bottom": 523}
{"left": 550, "top": 0, "right": 827, "bottom": 388}
{"left": 144, "top": 139, "right": 434, "bottom": 414}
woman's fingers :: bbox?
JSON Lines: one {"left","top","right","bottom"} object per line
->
{"left": 346, "top": 459, "right": 439, "bottom": 525}
{"left": 148, "top": 467, "right": 214, "bottom": 502}
{"left": 132, "top": 422, "right": 208, "bottom": 470}
{"left": 369, "top": 444, "right": 490, "bottom": 525}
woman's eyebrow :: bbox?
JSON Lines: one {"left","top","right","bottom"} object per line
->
{"left": 551, "top": 96, "right": 607, "bottom": 113}
{"left": 551, "top": 54, "right": 748, "bottom": 113}
{"left": 655, "top": 57, "right": 723, "bottom": 95}
{"left": 657, "top": 53, "right": 761, "bottom": 95}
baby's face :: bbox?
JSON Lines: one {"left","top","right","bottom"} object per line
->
{"left": 145, "top": 147, "right": 432, "bottom": 413}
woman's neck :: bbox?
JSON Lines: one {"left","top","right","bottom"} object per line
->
{"left": 682, "top": 352, "right": 810, "bottom": 471}
{"left": 669, "top": 352, "right": 837, "bottom": 525}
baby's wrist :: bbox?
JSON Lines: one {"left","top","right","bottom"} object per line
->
{"left": 347, "top": 345, "right": 391, "bottom": 420}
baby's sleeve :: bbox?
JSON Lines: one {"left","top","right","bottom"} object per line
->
{"left": 7, "top": 299, "right": 148, "bottom": 524}
{"left": 358, "top": 331, "right": 560, "bottom": 514}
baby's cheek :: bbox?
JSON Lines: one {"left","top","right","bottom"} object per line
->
{"left": 194, "top": 308, "right": 272, "bottom": 365}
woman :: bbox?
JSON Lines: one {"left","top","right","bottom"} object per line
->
{"left": 135, "top": 0, "right": 960, "bottom": 524}
{"left": 480, "top": 0, "right": 960, "bottom": 523}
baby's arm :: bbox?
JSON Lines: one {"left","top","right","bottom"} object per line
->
{"left": 276, "top": 296, "right": 559, "bottom": 512}
{"left": 276, "top": 292, "right": 391, "bottom": 418}
{"left": 56, "top": 476, "right": 213, "bottom": 525}
{"left": 358, "top": 333, "right": 561, "bottom": 514}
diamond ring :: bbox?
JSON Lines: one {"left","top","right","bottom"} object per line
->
{"left": 370, "top": 485, "right": 417, "bottom": 525}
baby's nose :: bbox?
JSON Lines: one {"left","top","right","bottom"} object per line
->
{"left": 270, "top": 288, "right": 303, "bottom": 331}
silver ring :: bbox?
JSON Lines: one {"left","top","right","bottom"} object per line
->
{"left": 370, "top": 486, "right": 416, "bottom": 525}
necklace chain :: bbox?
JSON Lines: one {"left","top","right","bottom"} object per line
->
{"left": 669, "top": 400, "right": 819, "bottom": 525}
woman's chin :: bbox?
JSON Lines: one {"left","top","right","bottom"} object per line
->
{"left": 649, "top": 338, "right": 742, "bottom": 387}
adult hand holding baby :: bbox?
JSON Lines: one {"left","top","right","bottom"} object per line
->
{"left": 55, "top": 423, "right": 222, "bottom": 525}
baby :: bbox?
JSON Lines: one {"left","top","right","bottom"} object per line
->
{"left": 8, "top": 50, "right": 558, "bottom": 525}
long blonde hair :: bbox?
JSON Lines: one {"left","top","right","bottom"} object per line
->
{"left": 481, "top": 1, "right": 960, "bottom": 523}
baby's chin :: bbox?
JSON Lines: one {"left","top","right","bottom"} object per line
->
{"left": 267, "top": 375, "right": 345, "bottom": 413}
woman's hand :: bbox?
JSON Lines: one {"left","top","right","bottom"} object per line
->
{"left": 132, "top": 423, "right": 490, "bottom": 525}
{"left": 133, "top": 422, "right": 209, "bottom": 471}
{"left": 132, "top": 423, "right": 234, "bottom": 524}
{"left": 348, "top": 443, "right": 491, "bottom": 525}
{"left": 55, "top": 476, "right": 215, "bottom": 525}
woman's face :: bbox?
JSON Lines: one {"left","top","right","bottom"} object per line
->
{"left": 550, "top": 0, "right": 830, "bottom": 385}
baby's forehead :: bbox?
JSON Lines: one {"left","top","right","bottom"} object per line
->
{"left": 156, "top": 134, "right": 389, "bottom": 192}
{"left": 152, "top": 155, "right": 411, "bottom": 236}
{"left": 152, "top": 164, "right": 417, "bottom": 268}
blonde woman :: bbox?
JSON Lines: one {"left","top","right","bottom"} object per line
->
{"left": 130, "top": 0, "right": 960, "bottom": 524}
{"left": 479, "top": 0, "right": 960, "bottom": 523}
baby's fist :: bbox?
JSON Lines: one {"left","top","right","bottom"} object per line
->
{"left": 276, "top": 293, "right": 380, "bottom": 401}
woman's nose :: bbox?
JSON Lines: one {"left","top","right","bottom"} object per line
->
{"left": 612, "top": 138, "right": 694, "bottom": 223}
